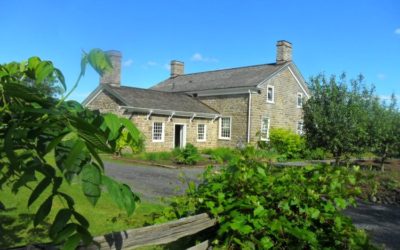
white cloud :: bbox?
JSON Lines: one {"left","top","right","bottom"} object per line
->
{"left": 190, "top": 52, "right": 218, "bottom": 63}
{"left": 395, "top": 28, "right": 400, "bottom": 35}
{"left": 377, "top": 73, "right": 386, "bottom": 80}
{"left": 164, "top": 63, "right": 171, "bottom": 71}
{"left": 123, "top": 59, "right": 134, "bottom": 67}
{"left": 146, "top": 61, "right": 158, "bottom": 66}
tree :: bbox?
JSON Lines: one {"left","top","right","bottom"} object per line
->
{"left": 1, "top": 57, "right": 65, "bottom": 97}
{"left": 0, "top": 50, "right": 141, "bottom": 249}
{"left": 368, "top": 94, "right": 400, "bottom": 171}
{"left": 303, "top": 73, "right": 373, "bottom": 165}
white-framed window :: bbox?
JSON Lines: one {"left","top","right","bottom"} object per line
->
{"left": 297, "top": 121, "right": 304, "bottom": 135}
{"left": 197, "top": 124, "right": 207, "bottom": 142}
{"left": 297, "top": 93, "right": 303, "bottom": 108}
{"left": 260, "top": 116, "right": 270, "bottom": 141}
{"left": 219, "top": 117, "right": 231, "bottom": 140}
{"left": 152, "top": 122, "right": 164, "bottom": 142}
{"left": 266, "top": 85, "right": 274, "bottom": 103}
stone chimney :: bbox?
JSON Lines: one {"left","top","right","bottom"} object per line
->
{"left": 100, "top": 50, "right": 121, "bottom": 87}
{"left": 170, "top": 60, "right": 184, "bottom": 78}
{"left": 276, "top": 40, "right": 292, "bottom": 64}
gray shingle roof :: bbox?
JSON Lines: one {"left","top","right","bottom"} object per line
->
{"left": 108, "top": 86, "right": 218, "bottom": 114}
{"left": 151, "top": 63, "right": 287, "bottom": 92}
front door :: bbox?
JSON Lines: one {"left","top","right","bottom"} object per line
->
{"left": 174, "top": 124, "right": 186, "bottom": 148}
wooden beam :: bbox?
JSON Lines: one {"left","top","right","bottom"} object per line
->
{"left": 81, "top": 213, "right": 216, "bottom": 250}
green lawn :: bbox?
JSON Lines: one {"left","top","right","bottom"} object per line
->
{"left": 0, "top": 175, "right": 165, "bottom": 248}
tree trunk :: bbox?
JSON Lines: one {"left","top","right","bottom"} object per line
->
{"left": 380, "top": 146, "right": 388, "bottom": 172}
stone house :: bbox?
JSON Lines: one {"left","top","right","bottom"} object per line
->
{"left": 83, "top": 41, "right": 310, "bottom": 152}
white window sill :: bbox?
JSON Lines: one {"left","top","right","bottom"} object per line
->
{"left": 266, "top": 101, "right": 275, "bottom": 104}
{"left": 218, "top": 137, "right": 231, "bottom": 140}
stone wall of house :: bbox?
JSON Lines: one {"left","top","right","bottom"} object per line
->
{"left": 86, "top": 91, "right": 124, "bottom": 115}
{"left": 250, "top": 67, "right": 308, "bottom": 143}
{"left": 131, "top": 115, "right": 218, "bottom": 152}
{"left": 86, "top": 90, "right": 218, "bottom": 152}
{"left": 199, "top": 94, "right": 249, "bottom": 148}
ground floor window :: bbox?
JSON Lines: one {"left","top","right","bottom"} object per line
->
{"left": 297, "top": 121, "right": 304, "bottom": 135}
{"left": 219, "top": 117, "right": 231, "bottom": 139}
{"left": 260, "top": 116, "right": 270, "bottom": 141}
{"left": 152, "top": 122, "right": 164, "bottom": 142}
{"left": 197, "top": 124, "right": 207, "bottom": 142}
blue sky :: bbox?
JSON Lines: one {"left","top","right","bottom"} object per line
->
{"left": 1, "top": 0, "right": 399, "bottom": 102}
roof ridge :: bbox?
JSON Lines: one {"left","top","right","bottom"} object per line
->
{"left": 114, "top": 85, "right": 192, "bottom": 96}
{"left": 172, "top": 62, "right": 279, "bottom": 78}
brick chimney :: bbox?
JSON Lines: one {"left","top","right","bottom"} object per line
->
{"left": 276, "top": 40, "right": 292, "bottom": 64}
{"left": 100, "top": 50, "right": 121, "bottom": 87}
{"left": 170, "top": 60, "right": 184, "bottom": 78}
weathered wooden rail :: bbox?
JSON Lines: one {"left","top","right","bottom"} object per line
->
{"left": 12, "top": 213, "right": 216, "bottom": 250}
{"left": 82, "top": 213, "right": 216, "bottom": 250}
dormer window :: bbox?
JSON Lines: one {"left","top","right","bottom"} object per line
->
{"left": 266, "top": 85, "right": 274, "bottom": 103}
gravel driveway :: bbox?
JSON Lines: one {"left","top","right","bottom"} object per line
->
{"left": 104, "top": 161, "right": 399, "bottom": 249}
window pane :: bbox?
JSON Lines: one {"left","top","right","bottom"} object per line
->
{"left": 267, "top": 87, "right": 273, "bottom": 102}
{"left": 153, "top": 122, "right": 163, "bottom": 141}
{"left": 297, "top": 94, "right": 302, "bottom": 107}
{"left": 198, "top": 124, "right": 205, "bottom": 141}
{"left": 220, "top": 117, "right": 231, "bottom": 138}
{"left": 261, "top": 117, "right": 270, "bottom": 140}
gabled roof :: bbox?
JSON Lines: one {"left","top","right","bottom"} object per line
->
{"left": 82, "top": 84, "right": 219, "bottom": 116}
{"left": 151, "top": 62, "right": 290, "bottom": 92}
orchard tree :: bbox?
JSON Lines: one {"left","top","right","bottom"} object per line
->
{"left": 368, "top": 94, "right": 400, "bottom": 171}
{"left": 0, "top": 50, "right": 142, "bottom": 249}
{"left": 303, "top": 73, "right": 373, "bottom": 165}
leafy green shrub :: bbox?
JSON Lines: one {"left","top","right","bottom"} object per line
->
{"left": 208, "top": 147, "right": 239, "bottom": 164}
{"left": 303, "top": 147, "right": 329, "bottom": 160}
{"left": 269, "top": 128, "right": 305, "bottom": 159}
{"left": 174, "top": 144, "right": 201, "bottom": 165}
{"left": 159, "top": 149, "right": 372, "bottom": 249}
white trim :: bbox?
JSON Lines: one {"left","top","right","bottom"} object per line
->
{"left": 146, "top": 110, "right": 153, "bottom": 120}
{"left": 152, "top": 121, "right": 164, "bottom": 142}
{"left": 297, "top": 92, "right": 303, "bottom": 108}
{"left": 266, "top": 85, "right": 275, "bottom": 104}
{"left": 288, "top": 66, "right": 310, "bottom": 98}
{"left": 260, "top": 116, "right": 270, "bottom": 141}
{"left": 197, "top": 124, "right": 207, "bottom": 142}
{"left": 247, "top": 89, "right": 252, "bottom": 143}
{"left": 212, "top": 115, "right": 219, "bottom": 123}
{"left": 83, "top": 88, "right": 103, "bottom": 106}
{"left": 120, "top": 106, "right": 218, "bottom": 119}
{"left": 190, "top": 113, "right": 196, "bottom": 123}
{"left": 218, "top": 116, "right": 232, "bottom": 140}
{"left": 167, "top": 112, "right": 175, "bottom": 122}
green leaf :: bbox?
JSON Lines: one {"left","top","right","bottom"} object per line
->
{"left": 81, "top": 164, "right": 101, "bottom": 206}
{"left": 256, "top": 167, "right": 266, "bottom": 177}
{"left": 54, "top": 68, "right": 66, "bottom": 91}
{"left": 103, "top": 113, "right": 122, "bottom": 140}
{"left": 28, "top": 177, "right": 52, "bottom": 207}
{"left": 58, "top": 192, "right": 75, "bottom": 208}
{"left": 34, "top": 196, "right": 53, "bottom": 226}
{"left": 80, "top": 52, "right": 88, "bottom": 77}
{"left": 49, "top": 209, "right": 72, "bottom": 239}
{"left": 73, "top": 211, "right": 89, "bottom": 228}
{"left": 35, "top": 61, "right": 54, "bottom": 83}
{"left": 63, "top": 233, "right": 81, "bottom": 250}
{"left": 53, "top": 223, "right": 77, "bottom": 243}
{"left": 260, "top": 237, "right": 274, "bottom": 249}
{"left": 87, "top": 49, "right": 113, "bottom": 76}
{"left": 121, "top": 183, "right": 138, "bottom": 216}
{"left": 76, "top": 224, "right": 93, "bottom": 245}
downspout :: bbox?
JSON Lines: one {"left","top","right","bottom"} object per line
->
{"left": 247, "top": 89, "right": 252, "bottom": 143}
